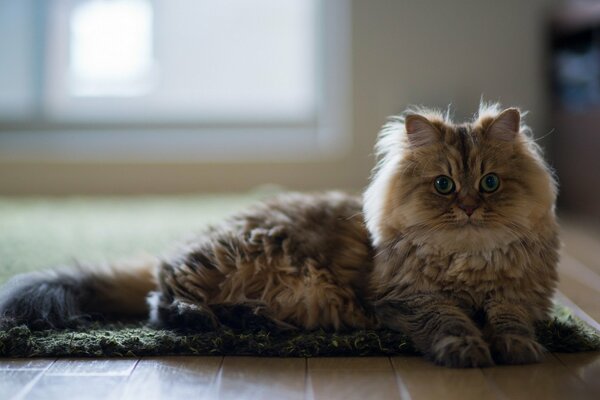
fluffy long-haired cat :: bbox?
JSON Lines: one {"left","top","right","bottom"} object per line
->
{"left": 0, "top": 103, "right": 559, "bottom": 368}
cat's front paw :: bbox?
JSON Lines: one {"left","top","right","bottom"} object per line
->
{"left": 490, "top": 334, "right": 545, "bottom": 365}
{"left": 430, "top": 335, "right": 494, "bottom": 368}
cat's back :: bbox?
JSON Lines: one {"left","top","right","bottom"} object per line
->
{"left": 160, "top": 191, "right": 375, "bottom": 330}
{"left": 224, "top": 191, "right": 373, "bottom": 275}
{"left": 237, "top": 191, "right": 367, "bottom": 249}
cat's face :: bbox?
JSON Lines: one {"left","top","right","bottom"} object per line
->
{"left": 364, "top": 106, "right": 557, "bottom": 252}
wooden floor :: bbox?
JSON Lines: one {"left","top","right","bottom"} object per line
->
{"left": 2, "top": 221, "right": 600, "bottom": 400}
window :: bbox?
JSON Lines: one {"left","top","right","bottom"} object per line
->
{"left": 67, "top": 0, "right": 156, "bottom": 98}
{"left": 0, "top": 0, "right": 350, "bottom": 162}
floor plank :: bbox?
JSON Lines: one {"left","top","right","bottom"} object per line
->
{"left": 0, "top": 359, "right": 55, "bottom": 371}
{"left": 482, "top": 353, "right": 596, "bottom": 400}
{"left": 308, "top": 357, "right": 401, "bottom": 400}
{"left": 1, "top": 370, "right": 49, "bottom": 400}
{"left": 558, "top": 220, "right": 600, "bottom": 326}
{"left": 391, "top": 356, "right": 499, "bottom": 400}
{"left": 44, "top": 358, "right": 138, "bottom": 376}
{"left": 120, "top": 356, "right": 222, "bottom": 400}
{"left": 560, "top": 252, "right": 600, "bottom": 292}
{"left": 0, "top": 359, "right": 54, "bottom": 400}
{"left": 557, "top": 253, "right": 600, "bottom": 326}
{"left": 554, "top": 352, "right": 600, "bottom": 397}
{"left": 16, "top": 358, "right": 139, "bottom": 400}
{"left": 217, "top": 357, "right": 305, "bottom": 400}
{"left": 561, "top": 220, "right": 600, "bottom": 275}
{"left": 22, "top": 375, "right": 130, "bottom": 400}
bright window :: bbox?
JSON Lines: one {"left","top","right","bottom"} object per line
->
{"left": 50, "top": 0, "right": 317, "bottom": 122}
{"left": 0, "top": 0, "right": 350, "bottom": 161}
{"left": 68, "top": 0, "right": 155, "bottom": 97}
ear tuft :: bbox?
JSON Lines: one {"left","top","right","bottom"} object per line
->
{"left": 486, "top": 108, "right": 520, "bottom": 141}
{"left": 405, "top": 115, "right": 439, "bottom": 147}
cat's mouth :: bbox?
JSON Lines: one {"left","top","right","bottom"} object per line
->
{"left": 455, "top": 217, "right": 485, "bottom": 228}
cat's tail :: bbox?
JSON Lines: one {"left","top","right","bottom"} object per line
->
{"left": 0, "top": 256, "right": 158, "bottom": 330}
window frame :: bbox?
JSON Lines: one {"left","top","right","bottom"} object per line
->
{"left": 0, "top": 0, "right": 351, "bottom": 163}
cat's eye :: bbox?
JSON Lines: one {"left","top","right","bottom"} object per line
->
{"left": 434, "top": 175, "right": 455, "bottom": 194}
{"left": 480, "top": 173, "right": 500, "bottom": 193}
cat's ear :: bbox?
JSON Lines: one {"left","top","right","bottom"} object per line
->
{"left": 486, "top": 108, "right": 520, "bottom": 141}
{"left": 405, "top": 115, "right": 439, "bottom": 147}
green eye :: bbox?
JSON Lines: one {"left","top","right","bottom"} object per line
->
{"left": 434, "top": 175, "right": 455, "bottom": 194}
{"left": 480, "top": 173, "right": 500, "bottom": 193}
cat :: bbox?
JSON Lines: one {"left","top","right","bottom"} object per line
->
{"left": 0, "top": 102, "right": 559, "bottom": 368}
{"left": 364, "top": 104, "right": 558, "bottom": 367}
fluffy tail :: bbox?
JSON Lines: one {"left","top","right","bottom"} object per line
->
{"left": 0, "top": 256, "right": 157, "bottom": 330}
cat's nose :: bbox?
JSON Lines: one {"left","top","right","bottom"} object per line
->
{"left": 458, "top": 203, "right": 479, "bottom": 217}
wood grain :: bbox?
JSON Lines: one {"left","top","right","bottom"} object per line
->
{"left": 0, "top": 359, "right": 54, "bottom": 400}
{"left": 308, "top": 357, "right": 400, "bottom": 400}
{"left": 0, "top": 359, "right": 55, "bottom": 371}
{"left": 561, "top": 221, "right": 600, "bottom": 275}
{"left": 557, "top": 253, "right": 600, "bottom": 325}
{"left": 22, "top": 375, "right": 130, "bottom": 400}
{"left": 554, "top": 352, "right": 600, "bottom": 397}
{"left": 391, "top": 356, "right": 498, "bottom": 400}
{"left": 482, "top": 353, "right": 596, "bottom": 400}
{"left": 217, "top": 357, "right": 305, "bottom": 400}
{"left": 120, "top": 356, "right": 222, "bottom": 400}
{"left": 44, "top": 358, "right": 138, "bottom": 376}
{"left": 13, "top": 358, "right": 139, "bottom": 400}
{"left": 1, "top": 370, "right": 49, "bottom": 400}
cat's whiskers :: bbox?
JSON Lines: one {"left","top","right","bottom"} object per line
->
{"left": 478, "top": 213, "right": 536, "bottom": 265}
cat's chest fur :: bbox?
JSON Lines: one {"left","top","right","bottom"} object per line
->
{"left": 374, "top": 234, "right": 558, "bottom": 314}
{"left": 419, "top": 250, "right": 525, "bottom": 289}
{"left": 416, "top": 250, "right": 521, "bottom": 307}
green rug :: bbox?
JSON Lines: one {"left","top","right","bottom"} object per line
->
{"left": 1, "top": 192, "right": 599, "bottom": 358}
{"left": 1, "top": 305, "right": 599, "bottom": 358}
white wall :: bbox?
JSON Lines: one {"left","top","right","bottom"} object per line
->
{"left": 0, "top": 0, "right": 559, "bottom": 195}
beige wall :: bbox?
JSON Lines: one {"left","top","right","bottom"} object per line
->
{"left": 0, "top": 0, "right": 559, "bottom": 195}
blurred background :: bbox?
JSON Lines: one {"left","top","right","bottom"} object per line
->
{"left": 0, "top": 0, "right": 599, "bottom": 225}
{"left": 2, "top": 2, "right": 600, "bottom": 381}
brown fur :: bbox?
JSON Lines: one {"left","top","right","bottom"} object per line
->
{"left": 364, "top": 103, "right": 559, "bottom": 367}
{"left": 0, "top": 103, "right": 559, "bottom": 368}
{"left": 148, "top": 192, "right": 375, "bottom": 331}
